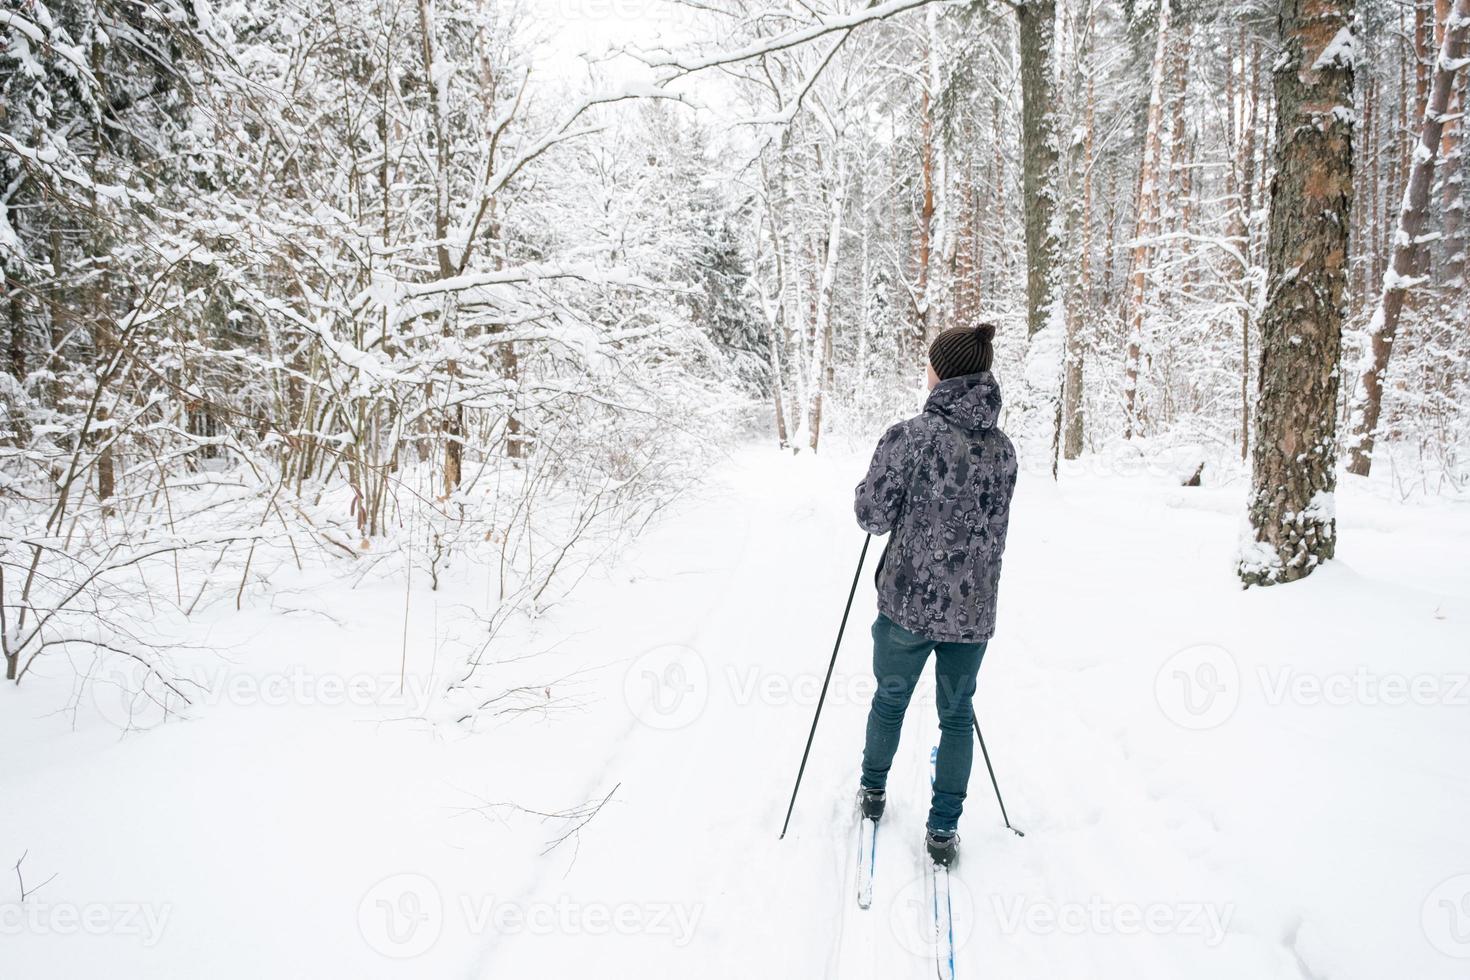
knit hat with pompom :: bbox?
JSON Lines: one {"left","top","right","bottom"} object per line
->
{"left": 928, "top": 324, "right": 996, "bottom": 381}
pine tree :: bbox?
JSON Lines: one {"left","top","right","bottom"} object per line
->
{"left": 1240, "top": 0, "right": 1356, "bottom": 587}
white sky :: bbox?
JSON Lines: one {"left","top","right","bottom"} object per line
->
{"left": 524, "top": 0, "right": 756, "bottom": 163}
{"left": 528, "top": 0, "right": 703, "bottom": 87}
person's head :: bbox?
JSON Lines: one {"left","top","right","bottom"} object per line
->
{"left": 926, "top": 323, "right": 996, "bottom": 390}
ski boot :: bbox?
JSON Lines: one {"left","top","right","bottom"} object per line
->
{"left": 925, "top": 829, "right": 959, "bottom": 867}
{"left": 857, "top": 786, "right": 886, "bottom": 822}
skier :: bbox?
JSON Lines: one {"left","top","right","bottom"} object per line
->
{"left": 852, "top": 324, "right": 1018, "bottom": 867}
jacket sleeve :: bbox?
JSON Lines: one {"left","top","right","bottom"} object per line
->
{"left": 854, "top": 423, "right": 909, "bottom": 535}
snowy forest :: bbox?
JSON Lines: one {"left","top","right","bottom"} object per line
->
{"left": 3, "top": 0, "right": 1469, "bottom": 978}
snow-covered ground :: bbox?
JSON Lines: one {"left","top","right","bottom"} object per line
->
{"left": 3, "top": 443, "right": 1469, "bottom": 978}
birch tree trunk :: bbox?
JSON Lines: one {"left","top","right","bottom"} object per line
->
{"left": 766, "top": 307, "right": 792, "bottom": 451}
{"left": 1346, "top": 0, "right": 1470, "bottom": 477}
{"left": 1239, "top": 0, "right": 1356, "bottom": 588}
{"left": 1063, "top": 19, "right": 1096, "bottom": 462}
{"left": 807, "top": 172, "right": 848, "bottom": 453}
{"left": 772, "top": 132, "right": 809, "bottom": 449}
{"left": 755, "top": 186, "right": 792, "bottom": 452}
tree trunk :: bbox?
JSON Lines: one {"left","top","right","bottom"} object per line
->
{"left": 1166, "top": 15, "right": 1194, "bottom": 252}
{"left": 1240, "top": 0, "right": 1356, "bottom": 588}
{"left": 1369, "top": 72, "right": 1382, "bottom": 302}
{"left": 418, "top": 0, "right": 463, "bottom": 493}
{"left": 1437, "top": 0, "right": 1468, "bottom": 295}
{"left": 85, "top": 162, "right": 117, "bottom": 516}
{"left": 417, "top": 0, "right": 453, "bottom": 281}
{"left": 1017, "top": 0, "right": 1062, "bottom": 342}
{"left": 925, "top": 3, "right": 950, "bottom": 339}
{"left": 1346, "top": 0, "right": 1470, "bottom": 477}
{"left": 776, "top": 135, "right": 809, "bottom": 449}
{"left": 1457, "top": 69, "right": 1470, "bottom": 330}
{"left": 1239, "top": 32, "right": 1261, "bottom": 462}
{"left": 770, "top": 340, "right": 791, "bottom": 451}
{"left": 7, "top": 283, "right": 24, "bottom": 383}
{"left": 857, "top": 198, "right": 872, "bottom": 384}
{"left": 1419, "top": 1, "right": 1435, "bottom": 121}
{"left": 501, "top": 342, "right": 524, "bottom": 460}
{"left": 1358, "top": 75, "right": 1377, "bottom": 308}
{"left": 915, "top": 27, "right": 937, "bottom": 348}
{"left": 1122, "top": 0, "right": 1170, "bottom": 438}
{"left": 1011, "top": 0, "right": 1067, "bottom": 474}
{"left": 1410, "top": 0, "right": 1434, "bottom": 295}
{"left": 986, "top": 96, "right": 1005, "bottom": 296}
{"left": 443, "top": 398, "right": 463, "bottom": 495}
{"left": 807, "top": 175, "right": 847, "bottom": 453}
{"left": 952, "top": 155, "right": 984, "bottom": 334}
{"left": 443, "top": 302, "right": 464, "bottom": 494}
{"left": 4, "top": 560, "right": 14, "bottom": 679}
{"left": 1063, "top": 31, "right": 1096, "bottom": 462}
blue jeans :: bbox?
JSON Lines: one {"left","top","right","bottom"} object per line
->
{"left": 860, "top": 613, "right": 986, "bottom": 835}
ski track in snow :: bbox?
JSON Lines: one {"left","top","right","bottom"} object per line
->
{"left": 2, "top": 443, "right": 1469, "bottom": 979}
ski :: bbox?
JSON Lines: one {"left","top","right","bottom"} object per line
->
{"left": 856, "top": 815, "right": 878, "bottom": 909}
{"left": 927, "top": 857, "right": 957, "bottom": 980}
{"left": 928, "top": 745, "right": 957, "bottom": 979}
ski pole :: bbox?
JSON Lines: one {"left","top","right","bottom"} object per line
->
{"left": 973, "top": 715, "right": 1024, "bottom": 837}
{"left": 779, "top": 533, "right": 871, "bottom": 839}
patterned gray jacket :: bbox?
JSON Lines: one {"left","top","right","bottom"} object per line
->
{"left": 854, "top": 372, "right": 1018, "bottom": 643}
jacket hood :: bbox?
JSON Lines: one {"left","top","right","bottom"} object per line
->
{"left": 924, "top": 372, "right": 1002, "bottom": 431}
